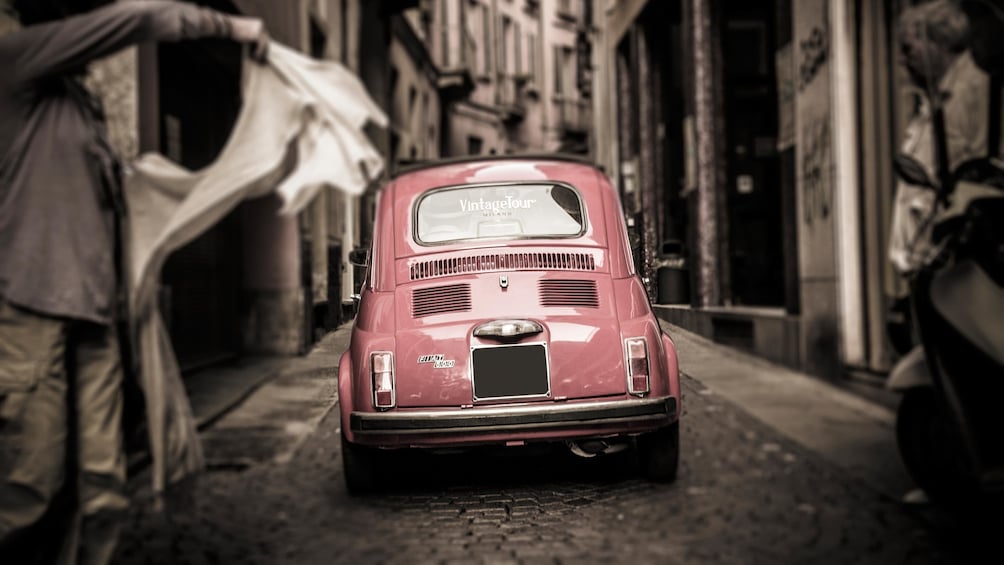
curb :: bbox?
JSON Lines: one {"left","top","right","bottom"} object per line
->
{"left": 660, "top": 320, "right": 912, "bottom": 500}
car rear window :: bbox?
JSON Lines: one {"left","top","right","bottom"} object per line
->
{"left": 415, "top": 183, "right": 585, "bottom": 245}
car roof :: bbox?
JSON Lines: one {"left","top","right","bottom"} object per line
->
{"left": 369, "top": 154, "right": 637, "bottom": 286}
{"left": 391, "top": 153, "right": 601, "bottom": 179}
{"left": 386, "top": 154, "right": 606, "bottom": 203}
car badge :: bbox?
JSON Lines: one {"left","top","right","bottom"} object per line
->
{"left": 499, "top": 275, "right": 509, "bottom": 289}
{"left": 417, "top": 354, "right": 454, "bottom": 369}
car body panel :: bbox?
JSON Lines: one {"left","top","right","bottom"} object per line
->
{"left": 340, "top": 156, "right": 680, "bottom": 449}
{"left": 393, "top": 270, "right": 626, "bottom": 407}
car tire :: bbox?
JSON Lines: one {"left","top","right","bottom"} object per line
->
{"left": 638, "top": 421, "right": 680, "bottom": 483}
{"left": 341, "top": 432, "right": 381, "bottom": 495}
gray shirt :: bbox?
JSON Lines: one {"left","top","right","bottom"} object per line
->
{"left": 0, "top": 1, "right": 232, "bottom": 324}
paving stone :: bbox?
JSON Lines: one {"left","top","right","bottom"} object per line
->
{"left": 114, "top": 367, "right": 984, "bottom": 565}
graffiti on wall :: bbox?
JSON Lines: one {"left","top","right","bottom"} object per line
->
{"left": 801, "top": 116, "right": 831, "bottom": 227}
{"left": 798, "top": 25, "right": 829, "bottom": 91}
{"left": 795, "top": 0, "right": 833, "bottom": 232}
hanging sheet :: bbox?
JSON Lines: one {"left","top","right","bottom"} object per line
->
{"left": 123, "top": 43, "right": 387, "bottom": 496}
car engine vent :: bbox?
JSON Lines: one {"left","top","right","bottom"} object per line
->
{"left": 412, "top": 283, "right": 472, "bottom": 318}
{"left": 410, "top": 252, "right": 596, "bottom": 280}
{"left": 538, "top": 279, "right": 599, "bottom": 308}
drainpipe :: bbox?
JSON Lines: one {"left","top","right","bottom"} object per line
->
{"left": 830, "top": 0, "right": 865, "bottom": 366}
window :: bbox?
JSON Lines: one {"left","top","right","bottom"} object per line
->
{"left": 565, "top": 47, "right": 575, "bottom": 95}
{"left": 309, "top": 16, "right": 326, "bottom": 59}
{"left": 340, "top": 0, "right": 349, "bottom": 64}
{"left": 390, "top": 65, "right": 400, "bottom": 102}
{"left": 422, "top": 92, "right": 430, "bottom": 156}
{"left": 528, "top": 33, "right": 537, "bottom": 82}
{"left": 467, "top": 136, "right": 483, "bottom": 155}
{"left": 515, "top": 21, "right": 522, "bottom": 75}
{"left": 415, "top": 183, "right": 586, "bottom": 244}
{"left": 440, "top": 0, "right": 450, "bottom": 66}
{"left": 482, "top": 5, "right": 492, "bottom": 74}
{"left": 554, "top": 46, "right": 574, "bottom": 96}
{"left": 553, "top": 46, "right": 561, "bottom": 94}
{"left": 420, "top": 1, "right": 433, "bottom": 44}
{"left": 500, "top": 16, "right": 511, "bottom": 75}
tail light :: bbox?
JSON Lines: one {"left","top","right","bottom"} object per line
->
{"left": 371, "top": 352, "right": 395, "bottom": 409}
{"left": 625, "top": 337, "right": 650, "bottom": 396}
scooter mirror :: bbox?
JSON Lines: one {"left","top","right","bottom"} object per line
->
{"left": 953, "top": 157, "right": 1004, "bottom": 189}
{"left": 894, "top": 154, "right": 937, "bottom": 189}
{"left": 348, "top": 247, "right": 369, "bottom": 267}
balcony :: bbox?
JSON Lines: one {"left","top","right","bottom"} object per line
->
{"left": 554, "top": 97, "right": 591, "bottom": 133}
{"left": 440, "top": 25, "right": 476, "bottom": 71}
{"left": 436, "top": 25, "right": 477, "bottom": 99}
{"left": 556, "top": 0, "right": 584, "bottom": 24}
{"left": 555, "top": 0, "right": 590, "bottom": 31}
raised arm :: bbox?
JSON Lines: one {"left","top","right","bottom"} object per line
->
{"left": 0, "top": 0, "right": 263, "bottom": 86}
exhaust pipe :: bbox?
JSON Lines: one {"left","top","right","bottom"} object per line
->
{"left": 567, "top": 439, "right": 629, "bottom": 458}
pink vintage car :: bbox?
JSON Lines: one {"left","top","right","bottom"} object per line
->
{"left": 338, "top": 155, "right": 682, "bottom": 493}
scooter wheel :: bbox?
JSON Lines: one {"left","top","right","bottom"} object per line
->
{"left": 896, "top": 387, "right": 973, "bottom": 506}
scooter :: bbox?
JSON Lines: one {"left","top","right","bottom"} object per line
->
{"left": 888, "top": 153, "right": 1004, "bottom": 507}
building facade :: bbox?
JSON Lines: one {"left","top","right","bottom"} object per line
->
{"left": 541, "top": 0, "right": 595, "bottom": 154}
{"left": 596, "top": 0, "right": 948, "bottom": 382}
{"left": 406, "top": 0, "right": 596, "bottom": 158}
{"left": 2, "top": 0, "right": 603, "bottom": 374}
{"left": 391, "top": 10, "right": 443, "bottom": 167}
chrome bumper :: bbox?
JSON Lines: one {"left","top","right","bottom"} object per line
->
{"left": 350, "top": 397, "right": 677, "bottom": 435}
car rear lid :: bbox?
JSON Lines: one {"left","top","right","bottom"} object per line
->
{"left": 392, "top": 270, "right": 627, "bottom": 408}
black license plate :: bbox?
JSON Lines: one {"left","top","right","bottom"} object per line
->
{"left": 471, "top": 343, "right": 549, "bottom": 400}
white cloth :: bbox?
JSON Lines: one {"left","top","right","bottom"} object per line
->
{"left": 123, "top": 43, "right": 386, "bottom": 495}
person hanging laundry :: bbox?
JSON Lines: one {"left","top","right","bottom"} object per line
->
{"left": 0, "top": 1, "right": 268, "bottom": 563}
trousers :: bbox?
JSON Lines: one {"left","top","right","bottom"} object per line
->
{"left": 0, "top": 300, "right": 128, "bottom": 564}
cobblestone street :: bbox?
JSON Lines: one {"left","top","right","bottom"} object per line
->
{"left": 112, "top": 369, "right": 984, "bottom": 565}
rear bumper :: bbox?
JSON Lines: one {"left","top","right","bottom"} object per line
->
{"left": 349, "top": 396, "right": 677, "bottom": 436}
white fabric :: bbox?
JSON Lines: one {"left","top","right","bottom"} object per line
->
{"left": 123, "top": 43, "right": 386, "bottom": 495}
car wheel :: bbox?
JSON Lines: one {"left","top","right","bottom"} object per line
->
{"left": 638, "top": 422, "right": 680, "bottom": 483}
{"left": 341, "top": 432, "right": 381, "bottom": 495}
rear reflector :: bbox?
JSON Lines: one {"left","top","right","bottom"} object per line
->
{"left": 631, "top": 374, "right": 649, "bottom": 393}
{"left": 625, "top": 337, "right": 650, "bottom": 396}
{"left": 371, "top": 352, "right": 395, "bottom": 409}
